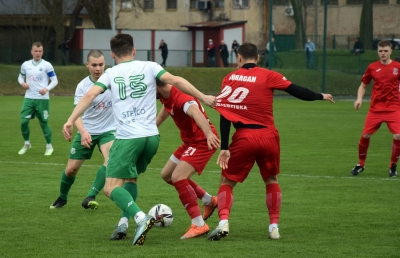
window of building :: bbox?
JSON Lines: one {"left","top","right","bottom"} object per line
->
{"left": 398, "top": 0, "right": 400, "bottom": 4}
{"left": 121, "top": 0, "right": 132, "bottom": 10}
{"left": 167, "top": 0, "right": 177, "bottom": 9}
{"left": 346, "top": 0, "right": 363, "bottom": 4}
{"left": 373, "top": 0, "right": 388, "bottom": 4}
{"left": 144, "top": 0, "right": 154, "bottom": 10}
{"left": 320, "top": 0, "right": 338, "bottom": 4}
{"left": 274, "top": 0, "right": 289, "bottom": 5}
{"left": 215, "top": 0, "right": 225, "bottom": 8}
{"left": 190, "top": 0, "right": 197, "bottom": 9}
{"left": 233, "top": 0, "right": 249, "bottom": 8}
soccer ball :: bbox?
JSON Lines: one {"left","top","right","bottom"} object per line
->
{"left": 148, "top": 204, "right": 174, "bottom": 227}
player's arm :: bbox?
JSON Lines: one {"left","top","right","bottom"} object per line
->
{"left": 284, "top": 83, "right": 334, "bottom": 103}
{"left": 39, "top": 69, "right": 58, "bottom": 95}
{"left": 354, "top": 82, "right": 368, "bottom": 110}
{"left": 156, "top": 106, "right": 170, "bottom": 127}
{"left": 217, "top": 115, "right": 231, "bottom": 169}
{"left": 62, "top": 86, "right": 103, "bottom": 141}
{"left": 186, "top": 104, "right": 220, "bottom": 150}
{"left": 159, "top": 72, "right": 216, "bottom": 108}
{"left": 74, "top": 116, "right": 92, "bottom": 148}
{"left": 18, "top": 64, "right": 29, "bottom": 89}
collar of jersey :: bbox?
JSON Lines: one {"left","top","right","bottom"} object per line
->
{"left": 241, "top": 63, "right": 257, "bottom": 69}
{"left": 31, "top": 59, "right": 42, "bottom": 66}
{"left": 120, "top": 59, "right": 134, "bottom": 64}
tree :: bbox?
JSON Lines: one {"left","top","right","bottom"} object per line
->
{"left": 290, "top": 0, "right": 307, "bottom": 49}
{"left": 359, "top": 0, "right": 373, "bottom": 50}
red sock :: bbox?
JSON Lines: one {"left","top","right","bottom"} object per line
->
{"left": 266, "top": 183, "right": 281, "bottom": 225}
{"left": 188, "top": 179, "right": 206, "bottom": 199}
{"left": 358, "top": 137, "right": 370, "bottom": 167}
{"left": 166, "top": 180, "right": 173, "bottom": 186}
{"left": 217, "top": 184, "right": 233, "bottom": 221}
{"left": 173, "top": 179, "right": 201, "bottom": 219}
{"left": 390, "top": 139, "right": 400, "bottom": 165}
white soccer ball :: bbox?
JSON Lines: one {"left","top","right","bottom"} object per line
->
{"left": 148, "top": 204, "right": 174, "bottom": 227}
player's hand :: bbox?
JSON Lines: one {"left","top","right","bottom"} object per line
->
{"left": 39, "top": 88, "right": 48, "bottom": 95}
{"left": 354, "top": 99, "right": 362, "bottom": 110}
{"left": 202, "top": 95, "right": 216, "bottom": 108}
{"left": 206, "top": 132, "right": 220, "bottom": 150}
{"left": 62, "top": 121, "right": 74, "bottom": 142}
{"left": 217, "top": 150, "right": 230, "bottom": 170}
{"left": 21, "top": 82, "right": 29, "bottom": 89}
{"left": 80, "top": 130, "right": 92, "bottom": 149}
{"left": 322, "top": 93, "right": 335, "bottom": 103}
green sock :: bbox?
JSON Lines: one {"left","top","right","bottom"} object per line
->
{"left": 110, "top": 187, "right": 141, "bottom": 218}
{"left": 59, "top": 170, "right": 75, "bottom": 200}
{"left": 86, "top": 165, "right": 106, "bottom": 197}
{"left": 39, "top": 121, "right": 52, "bottom": 144}
{"left": 120, "top": 182, "right": 138, "bottom": 219}
{"left": 21, "top": 120, "right": 30, "bottom": 141}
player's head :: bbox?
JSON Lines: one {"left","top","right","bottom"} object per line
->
{"left": 155, "top": 79, "right": 171, "bottom": 99}
{"left": 86, "top": 50, "right": 105, "bottom": 81}
{"left": 237, "top": 42, "right": 259, "bottom": 66}
{"left": 31, "top": 42, "right": 43, "bottom": 61}
{"left": 377, "top": 40, "right": 392, "bottom": 63}
{"left": 110, "top": 33, "right": 135, "bottom": 60}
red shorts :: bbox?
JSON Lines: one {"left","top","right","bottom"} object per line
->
{"left": 362, "top": 110, "right": 400, "bottom": 135}
{"left": 172, "top": 140, "right": 216, "bottom": 174}
{"left": 222, "top": 127, "right": 280, "bottom": 183}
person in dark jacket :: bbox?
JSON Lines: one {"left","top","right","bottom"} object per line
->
{"left": 159, "top": 39, "right": 168, "bottom": 67}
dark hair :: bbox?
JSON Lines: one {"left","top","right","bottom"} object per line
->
{"left": 237, "top": 42, "right": 258, "bottom": 60}
{"left": 378, "top": 40, "right": 392, "bottom": 49}
{"left": 87, "top": 50, "right": 104, "bottom": 62}
{"left": 110, "top": 34, "right": 134, "bottom": 58}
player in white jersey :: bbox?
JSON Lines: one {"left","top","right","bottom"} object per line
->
{"left": 17, "top": 42, "right": 58, "bottom": 156}
{"left": 50, "top": 50, "right": 116, "bottom": 210}
{"left": 62, "top": 34, "right": 216, "bottom": 246}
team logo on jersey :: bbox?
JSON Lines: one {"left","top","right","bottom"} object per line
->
{"left": 43, "top": 110, "right": 49, "bottom": 119}
{"left": 39, "top": 68, "right": 43, "bottom": 72}
{"left": 393, "top": 68, "right": 398, "bottom": 75}
{"left": 70, "top": 148, "right": 76, "bottom": 154}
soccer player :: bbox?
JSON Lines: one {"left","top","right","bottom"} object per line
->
{"left": 17, "top": 42, "right": 58, "bottom": 156}
{"left": 207, "top": 42, "right": 334, "bottom": 241}
{"left": 61, "top": 33, "right": 216, "bottom": 246}
{"left": 350, "top": 40, "right": 400, "bottom": 177}
{"left": 50, "top": 50, "right": 115, "bottom": 209}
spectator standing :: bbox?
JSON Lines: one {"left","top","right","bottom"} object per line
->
{"left": 350, "top": 37, "right": 364, "bottom": 55}
{"left": 219, "top": 40, "right": 229, "bottom": 67}
{"left": 159, "top": 39, "right": 168, "bottom": 67}
{"left": 231, "top": 40, "right": 240, "bottom": 58}
{"left": 206, "top": 39, "right": 216, "bottom": 67}
{"left": 305, "top": 38, "right": 316, "bottom": 69}
{"left": 264, "top": 38, "right": 277, "bottom": 67}
{"left": 59, "top": 37, "right": 71, "bottom": 65}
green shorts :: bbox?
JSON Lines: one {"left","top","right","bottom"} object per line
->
{"left": 20, "top": 98, "right": 50, "bottom": 123}
{"left": 106, "top": 135, "right": 160, "bottom": 179}
{"left": 68, "top": 130, "right": 116, "bottom": 160}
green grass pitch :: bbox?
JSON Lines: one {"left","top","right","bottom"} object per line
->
{"left": 0, "top": 96, "right": 398, "bottom": 258}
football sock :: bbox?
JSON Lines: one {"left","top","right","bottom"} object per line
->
{"left": 390, "top": 139, "right": 400, "bottom": 165}
{"left": 86, "top": 165, "right": 106, "bottom": 197}
{"left": 21, "top": 120, "right": 30, "bottom": 141}
{"left": 166, "top": 180, "right": 173, "bottom": 186}
{"left": 110, "top": 187, "right": 141, "bottom": 222}
{"left": 266, "top": 183, "right": 282, "bottom": 225}
{"left": 120, "top": 182, "right": 138, "bottom": 219}
{"left": 358, "top": 136, "right": 370, "bottom": 167}
{"left": 218, "top": 219, "right": 228, "bottom": 227}
{"left": 46, "top": 143, "right": 53, "bottom": 149}
{"left": 173, "top": 179, "right": 201, "bottom": 219}
{"left": 188, "top": 179, "right": 211, "bottom": 204}
{"left": 118, "top": 217, "right": 129, "bottom": 228}
{"left": 39, "top": 121, "right": 52, "bottom": 144}
{"left": 59, "top": 170, "right": 75, "bottom": 200}
{"left": 217, "top": 184, "right": 233, "bottom": 221}
{"left": 191, "top": 215, "right": 205, "bottom": 227}
{"left": 133, "top": 211, "right": 146, "bottom": 224}
{"left": 24, "top": 141, "right": 30, "bottom": 145}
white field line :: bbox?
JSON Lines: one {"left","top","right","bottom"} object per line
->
{"left": 1, "top": 160, "right": 398, "bottom": 182}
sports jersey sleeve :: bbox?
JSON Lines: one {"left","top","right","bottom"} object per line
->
{"left": 361, "top": 66, "right": 372, "bottom": 84}
{"left": 45, "top": 62, "right": 56, "bottom": 78}
{"left": 267, "top": 71, "right": 292, "bottom": 90}
{"left": 20, "top": 62, "right": 26, "bottom": 76}
{"left": 95, "top": 69, "right": 111, "bottom": 91}
{"left": 74, "top": 83, "right": 84, "bottom": 105}
{"left": 151, "top": 62, "right": 165, "bottom": 80}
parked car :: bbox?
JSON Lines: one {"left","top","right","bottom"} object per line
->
{"left": 373, "top": 38, "right": 400, "bottom": 50}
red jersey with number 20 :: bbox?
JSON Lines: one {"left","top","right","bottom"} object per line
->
{"left": 361, "top": 60, "right": 400, "bottom": 112}
{"left": 216, "top": 66, "right": 292, "bottom": 127}
{"left": 160, "top": 86, "right": 217, "bottom": 143}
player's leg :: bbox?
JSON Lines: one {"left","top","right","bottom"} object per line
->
{"left": 18, "top": 98, "right": 35, "bottom": 154}
{"left": 351, "top": 111, "right": 382, "bottom": 176}
{"left": 386, "top": 110, "right": 400, "bottom": 177}
{"left": 36, "top": 99, "right": 53, "bottom": 155}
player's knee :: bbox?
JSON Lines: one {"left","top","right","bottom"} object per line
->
{"left": 20, "top": 118, "right": 30, "bottom": 127}
{"left": 65, "top": 167, "right": 79, "bottom": 177}
{"left": 393, "top": 134, "right": 400, "bottom": 140}
{"left": 362, "top": 134, "right": 372, "bottom": 138}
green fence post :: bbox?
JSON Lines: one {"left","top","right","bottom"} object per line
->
{"left": 147, "top": 50, "right": 151, "bottom": 61}
{"left": 187, "top": 50, "right": 192, "bottom": 67}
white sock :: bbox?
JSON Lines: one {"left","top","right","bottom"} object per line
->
{"left": 134, "top": 211, "right": 146, "bottom": 224}
{"left": 118, "top": 217, "right": 129, "bottom": 228}
{"left": 191, "top": 215, "right": 205, "bottom": 227}
{"left": 201, "top": 193, "right": 212, "bottom": 205}
{"left": 46, "top": 144, "right": 53, "bottom": 149}
{"left": 218, "top": 220, "right": 228, "bottom": 227}
{"left": 269, "top": 223, "right": 279, "bottom": 232}
{"left": 24, "top": 141, "right": 30, "bottom": 145}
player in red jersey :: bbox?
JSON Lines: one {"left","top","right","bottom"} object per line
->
{"left": 350, "top": 40, "right": 400, "bottom": 177}
{"left": 206, "top": 42, "right": 334, "bottom": 241}
{"left": 156, "top": 80, "right": 220, "bottom": 239}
